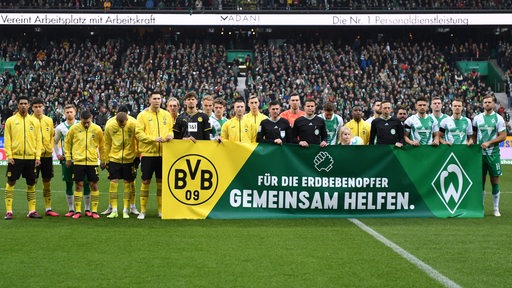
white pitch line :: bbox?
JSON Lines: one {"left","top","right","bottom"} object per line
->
{"left": 349, "top": 218, "right": 462, "bottom": 288}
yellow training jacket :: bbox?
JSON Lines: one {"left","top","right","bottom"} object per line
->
{"left": 64, "top": 122, "right": 106, "bottom": 166}
{"left": 136, "top": 108, "right": 174, "bottom": 157}
{"left": 4, "top": 113, "right": 42, "bottom": 160}
{"left": 105, "top": 117, "right": 138, "bottom": 164}
{"left": 35, "top": 114, "right": 55, "bottom": 158}
{"left": 221, "top": 117, "right": 257, "bottom": 143}
{"left": 345, "top": 119, "right": 371, "bottom": 145}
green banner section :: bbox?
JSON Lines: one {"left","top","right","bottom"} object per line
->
{"left": 456, "top": 61, "right": 489, "bottom": 75}
{"left": 163, "top": 142, "right": 483, "bottom": 219}
{"left": 0, "top": 61, "right": 16, "bottom": 75}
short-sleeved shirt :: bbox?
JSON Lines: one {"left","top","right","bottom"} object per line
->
{"left": 404, "top": 114, "right": 439, "bottom": 145}
{"left": 439, "top": 116, "right": 473, "bottom": 144}
{"left": 472, "top": 112, "right": 506, "bottom": 155}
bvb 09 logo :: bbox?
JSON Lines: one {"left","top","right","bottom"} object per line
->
{"left": 168, "top": 154, "right": 218, "bottom": 205}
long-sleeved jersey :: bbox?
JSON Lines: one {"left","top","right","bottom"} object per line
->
{"left": 280, "top": 109, "right": 305, "bottom": 127}
{"left": 344, "top": 119, "right": 371, "bottom": 145}
{"left": 292, "top": 115, "right": 328, "bottom": 145}
{"left": 244, "top": 111, "right": 268, "bottom": 137}
{"left": 256, "top": 117, "right": 292, "bottom": 143}
{"left": 105, "top": 117, "right": 138, "bottom": 164}
{"left": 136, "top": 108, "right": 174, "bottom": 156}
{"left": 54, "top": 120, "right": 78, "bottom": 157}
{"left": 4, "top": 113, "right": 42, "bottom": 160}
{"left": 369, "top": 116, "right": 404, "bottom": 145}
{"left": 64, "top": 122, "right": 106, "bottom": 166}
{"left": 221, "top": 117, "right": 257, "bottom": 143}
{"left": 35, "top": 114, "right": 54, "bottom": 158}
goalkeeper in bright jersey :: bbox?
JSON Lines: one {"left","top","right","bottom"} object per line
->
{"left": 438, "top": 98, "right": 474, "bottom": 145}
{"left": 472, "top": 94, "right": 507, "bottom": 217}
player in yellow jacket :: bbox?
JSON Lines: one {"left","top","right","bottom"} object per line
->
{"left": 101, "top": 105, "right": 140, "bottom": 216}
{"left": 344, "top": 105, "right": 371, "bottom": 145}
{"left": 221, "top": 99, "right": 257, "bottom": 143}
{"left": 4, "top": 96, "right": 42, "bottom": 220}
{"left": 64, "top": 110, "right": 107, "bottom": 219}
{"left": 135, "top": 92, "right": 174, "bottom": 219}
{"left": 31, "top": 97, "right": 60, "bottom": 217}
{"left": 243, "top": 94, "right": 268, "bottom": 138}
{"left": 104, "top": 112, "right": 139, "bottom": 219}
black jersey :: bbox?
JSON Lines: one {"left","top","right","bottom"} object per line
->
{"left": 292, "top": 115, "right": 328, "bottom": 145}
{"left": 369, "top": 116, "right": 404, "bottom": 145}
{"left": 174, "top": 111, "right": 212, "bottom": 140}
{"left": 257, "top": 117, "right": 292, "bottom": 143}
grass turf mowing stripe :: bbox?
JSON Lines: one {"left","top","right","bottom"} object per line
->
{"left": 349, "top": 218, "right": 462, "bottom": 288}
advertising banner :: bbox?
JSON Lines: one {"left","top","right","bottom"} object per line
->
{"left": 500, "top": 136, "right": 512, "bottom": 165}
{"left": 162, "top": 141, "right": 483, "bottom": 219}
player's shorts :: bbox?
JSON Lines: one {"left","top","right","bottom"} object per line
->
{"left": 6, "top": 159, "right": 37, "bottom": 185}
{"left": 483, "top": 154, "right": 502, "bottom": 177}
{"left": 108, "top": 162, "right": 136, "bottom": 181}
{"left": 73, "top": 165, "right": 100, "bottom": 183}
{"left": 36, "top": 157, "right": 54, "bottom": 179}
{"left": 141, "top": 156, "right": 162, "bottom": 180}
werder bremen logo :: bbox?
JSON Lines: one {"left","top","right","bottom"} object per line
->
{"left": 431, "top": 153, "right": 473, "bottom": 214}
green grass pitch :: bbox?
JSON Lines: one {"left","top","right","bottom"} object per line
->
{"left": 0, "top": 165, "right": 511, "bottom": 287}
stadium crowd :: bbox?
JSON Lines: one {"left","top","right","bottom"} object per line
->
{"left": 1, "top": 32, "right": 511, "bottom": 133}
{"left": 1, "top": 0, "right": 512, "bottom": 10}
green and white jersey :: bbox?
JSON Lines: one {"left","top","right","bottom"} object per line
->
{"left": 404, "top": 114, "right": 439, "bottom": 145}
{"left": 54, "top": 120, "right": 79, "bottom": 156}
{"left": 434, "top": 113, "right": 448, "bottom": 141}
{"left": 439, "top": 115, "right": 473, "bottom": 144}
{"left": 434, "top": 113, "right": 448, "bottom": 124}
{"left": 209, "top": 115, "right": 228, "bottom": 140}
{"left": 472, "top": 112, "right": 506, "bottom": 155}
{"left": 318, "top": 113, "right": 344, "bottom": 145}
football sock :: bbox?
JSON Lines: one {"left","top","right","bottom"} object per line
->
{"left": 43, "top": 181, "right": 51, "bottom": 210}
{"left": 66, "top": 194, "right": 74, "bottom": 211}
{"left": 492, "top": 193, "right": 500, "bottom": 210}
{"left": 123, "top": 182, "right": 131, "bottom": 210}
{"left": 74, "top": 191, "right": 83, "bottom": 213}
{"left": 129, "top": 182, "right": 136, "bottom": 206}
{"left": 140, "top": 183, "right": 149, "bottom": 213}
{"left": 5, "top": 183, "right": 14, "bottom": 212}
{"left": 84, "top": 195, "right": 91, "bottom": 211}
{"left": 492, "top": 184, "right": 500, "bottom": 210}
{"left": 65, "top": 182, "right": 74, "bottom": 210}
{"left": 27, "top": 185, "right": 36, "bottom": 212}
{"left": 91, "top": 190, "right": 100, "bottom": 213}
{"left": 109, "top": 182, "right": 119, "bottom": 210}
